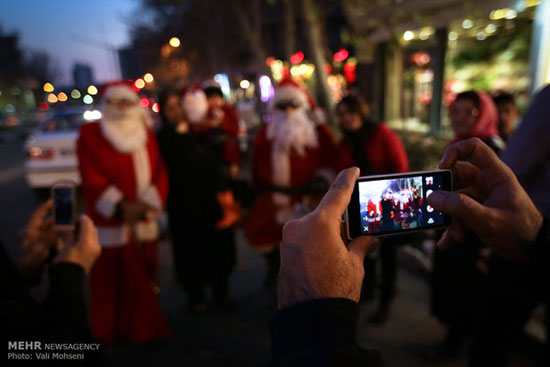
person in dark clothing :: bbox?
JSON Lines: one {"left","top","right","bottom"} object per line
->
{"left": 269, "top": 139, "right": 548, "bottom": 366}
{"left": 336, "top": 95, "right": 409, "bottom": 324}
{"left": 1, "top": 200, "right": 101, "bottom": 364}
{"left": 493, "top": 92, "right": 519, "bottom": 142}
{"left": 429, "top": 91, "right": 506, "bottom": 359}
{"left": 157, "top": 88, "right": 233, "bottom": 313}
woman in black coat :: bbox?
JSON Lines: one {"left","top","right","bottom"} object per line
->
{"left": 157, "top": 88, "right": 234, "bottom": 313}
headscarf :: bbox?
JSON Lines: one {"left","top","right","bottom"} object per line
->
{"left": 451, "top": 92, "right": 499, "bottom": 143}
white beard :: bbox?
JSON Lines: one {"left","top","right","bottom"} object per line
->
{"left": 267, "top": 108, "right": 318, "bottom": 157}
{"left": 267, "top": 108, "right": 318, "bottom": 205}
{"left": 100, "top": 104, "right": 147, "bottom": 153}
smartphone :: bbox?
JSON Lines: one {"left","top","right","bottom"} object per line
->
{"left": 51, "top": 181, "right": 76, "bottom": 230}
{"left": 345, "top": 170, "right": 452, "bottom": 239}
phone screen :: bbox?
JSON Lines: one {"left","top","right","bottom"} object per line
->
{"left": 347, "top": 170, "right": 452, "bottom": 237}
{"left": 54, "top": 187, "right": 74, "bottom": 226}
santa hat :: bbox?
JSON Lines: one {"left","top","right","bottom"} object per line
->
{"left": 181, "top": 84, "right": 208, "bottom": 123}
{"left": 271, "top": 77, "right": 324, "bottom": 122}
{"left": 100, "top": 81, "right": 139, "bottom": 103}
{"left": 100, "top": 80, "right": 152, "bottom": 127}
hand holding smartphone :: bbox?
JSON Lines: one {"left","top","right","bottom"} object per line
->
{"left": 345, "top": 170, "right": 452, "bottom": 239}
{"left": 51, "top": 180, "right": 77, "bottom": 231}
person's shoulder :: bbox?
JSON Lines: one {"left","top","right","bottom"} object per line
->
{"left": 79, "top": 121, "right": 100, "bottom": 134}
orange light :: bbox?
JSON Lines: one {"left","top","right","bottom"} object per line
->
{"left": 47, "top": 93, "right": 58, "bottom": 103}
{"left": 57, "top": 92, "right": 68, "bottom": 102}
{"left": 169, "top": 37, "right": 181, "bottom": 47}
{"left": 43, "top": 82, "right": 54, "bottom": 93}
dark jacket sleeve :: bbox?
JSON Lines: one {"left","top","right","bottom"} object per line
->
{"left": 529, "top": 214, "right": 549, "bottom": 278}
{"left": 269, "top": 298, "right": 383, "bottom": 366}
{"left": 0, "top": 243, "right": 90, "bottom": 343}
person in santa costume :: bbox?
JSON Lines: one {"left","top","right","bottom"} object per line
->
{"left": 366, "top": 197, "right": 381, "bottom": 234}
{"left": 76, "top": 81, "right": 171, "bottom": 345}
{"left": 244, "top": 78, "right": 337, "bottom": 289}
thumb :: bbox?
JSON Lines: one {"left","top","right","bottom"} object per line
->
{"left": 348, "top": 236, "right": 379, "bottom": 262}
{"left": 77, "top": 215, "right": 98, "bottom": 248}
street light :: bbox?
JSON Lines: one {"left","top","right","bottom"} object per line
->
{"left": 169, "top": 37, "right": 181, "bottom": 47}
{"left": 144, "top": 73, "right": 154, "bottom": 83}
{"left": 239, "top": 79, "right": 250, "bottom": 89}
{"left": 58, "top": 92, "right": 68, "bottom": 102}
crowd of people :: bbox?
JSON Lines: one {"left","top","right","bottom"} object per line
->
{"left": 1, "top": 72, "right": 548, "bottom": 366}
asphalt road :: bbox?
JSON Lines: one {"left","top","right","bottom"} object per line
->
{"left": 1, "top": 135, "right": 464, "bottom": 367}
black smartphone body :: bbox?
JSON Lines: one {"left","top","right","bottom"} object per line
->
{"left": 345, "top": 170, "right": 452, "bottom": 239}
{"left": 51, "top": 181, "right": 76, "bottom": 230}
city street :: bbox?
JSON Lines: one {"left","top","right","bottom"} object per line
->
{"left": 0, "top": 135, "right": 459, "bottom": 367}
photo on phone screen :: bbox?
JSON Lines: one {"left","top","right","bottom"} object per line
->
{"left": 53, "top": 187, "right": 74, "bottom": 226}
{"left": 346, "top": 170, "right": 452, "bottom": 238}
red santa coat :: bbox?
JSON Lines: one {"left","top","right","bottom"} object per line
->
{"left": 77, "top": 121, "right": 171, "bottom": 345}
{"left": 244, "top": 123, "right": 337, "bottom": 250}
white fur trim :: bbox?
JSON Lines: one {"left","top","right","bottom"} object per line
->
{"left": 140, "top": 185, "right": 162, "bottom": 211}
{"left": 103, "top": 85, "right": 139, "bottom": 103}
{"left": 182, "top": 90, "right": 208, "bottom": 123}
{"left": 134, "top": 220, "right": 159, "bottom": 242}
{"left": 271, "top": 86, "right": 309, "bottom": 111}
{"left": 132, "top": 147, "right": 151, "bottom": 197}
{"left": 97, "top": 225, "right": 130, "bottom": 247}
{"left": 310, "top": 108, "right": 325, "bottom": 124}
{"left": 95, "top": 185, "right": 124, "bottom": 218}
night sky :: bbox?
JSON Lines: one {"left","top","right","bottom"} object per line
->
{"left": 0, "top": 0, "right": 138, "bottom": 85}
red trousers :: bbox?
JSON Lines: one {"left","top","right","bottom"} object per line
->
{"left": 90, "top": 241, "right": 172, "bottom": 345}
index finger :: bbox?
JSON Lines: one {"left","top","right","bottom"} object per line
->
{"left": 439, "top": 138, "right": 500, "bottom": 172}
{"left": 27, "top": 199, "right": 53, "bottom": 229}
{"left": 316, "top": 167, "right": 359, "bottom": 217}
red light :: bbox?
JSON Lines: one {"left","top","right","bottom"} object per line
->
{"left": 38, "top": 102, "right": 49, "bottom": 111}
{"left": 333, "top": 49, "right": 349, "bottom": 63}
{"left": 324, "top": 64, "right": 333, "bottom": 73}
{"left": 290, "top": 51, "right": 304, "bottom": 64}
{"left": 152, "top": 103, "right": 160, "bottom": 113}
{"left": 343, "top": 62, "right": 357, "bottom": 83}
{"left": 266, "top": 57, "right": 275, "bottom": 67}
{"left": 140, "top": 98, "right": 150, "bottom": 108}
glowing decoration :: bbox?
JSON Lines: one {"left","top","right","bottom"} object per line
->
{"left": 134, "top": 79, "right": 145, "bottom": 89}
{"left": 448, "top": 31, "right": 458, "bottom": 41}
{"left": 485, "top": 24, "right": 497, "bottom": 34}
{"left": 239, "top": 79, "right": 250, "bottom": 89}
{"left": 343, "top": 62, "right": 357, "bottom": 83}
{"left": 333, "top": 49, "right": 349, "bottom": 62}
{"left": 57, "top": 92, "right": 68, "bottom": 102}
{"left": 290, "top": 64, "right": 315, "bottom": 79}
{"left": 43, "top": 82, "right": 54, "bottom": 93}
{"left": 213, "top": 73, "right": 231, "bottom": 98}
{"left": 476, "top": 32, "right": 487, "bottom": 41}
{"left": 419, "top": 27, "right": 434, "bottom": 40}
{"left": 169, "top": 37, "right": 181, "bottom": 47}
{"left": 144, "top": 73, "right": 154, "bottom": 83}
{"left": 259, "top": 75, "right": 273, "bottom": 103}
{"left": 270, "top": 60, "right": 284, "bottom": 82}
{"left": 462, "top": 19, "right": 473, "bottom": 29}
{"left": 403, "top": 31, "right": 414, "bottom": 41}
{"left": 290, "top": 51, "right": 304, "bottom": 64}
{"left": 83, "top": 94, "right": 93, "bottom": 104}
{"left": 324, "top": 64, "right": 333, "bottom": 73}
{"left": 266, "top": 57, "right": 275, "bottom": 67}
{"left": 47, "top": 93, "right": 58, "bottom": 103}
{"left": 71, "top": 89, "right": 81, "bottom": 99}
{"left": 505, "top": 9, "right": 517, "bottom": 19}
{"left": 152, "top": 103, "right": 160, "bottom": 113}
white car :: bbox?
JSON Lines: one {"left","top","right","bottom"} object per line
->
{"left": 24, "top": 108, "right": 102, "bottom": 189}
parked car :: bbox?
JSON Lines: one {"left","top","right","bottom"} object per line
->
{"left": 24, "top": 107, "right": 101, "bottom": 189}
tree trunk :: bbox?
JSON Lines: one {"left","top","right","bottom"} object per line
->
{"left": 299, "top": 0, "right": 336, "bottom": 126}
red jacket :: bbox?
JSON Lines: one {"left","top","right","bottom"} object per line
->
{"left": 77, "top": 122, "right": 168, "bottom": 246}
{"left": 338, "top": 124, "right": 409, "bottom": 174}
